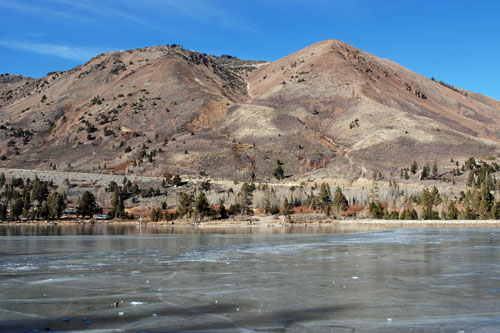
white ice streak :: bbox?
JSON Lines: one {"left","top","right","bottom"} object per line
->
{"left": 157, "top": 293, "right": 251, "bottom": 332}
{"left": 0, "top": 308, "right": 47, "bottom": 319}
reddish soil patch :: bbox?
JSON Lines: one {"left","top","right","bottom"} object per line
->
{"left": 112, "top": 162, "right": 132, "bottom": 173}
{"left": 343, "top": 204, "right": 366, "bottom": 216}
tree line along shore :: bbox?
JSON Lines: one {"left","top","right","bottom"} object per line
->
{"left": 1, "top": 157, "right": 500, "bottom": 223}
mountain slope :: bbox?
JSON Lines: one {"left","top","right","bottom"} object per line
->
{"left": 246, "top": 39, "right": 500, "bottom": 174}
{"left": 0, "top": 40, "right": 499, "bottom": 181}
{"left": 0, "top": 45, "right": 250, "bottom": 175}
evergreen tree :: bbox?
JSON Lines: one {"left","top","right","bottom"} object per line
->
{"left": 218, "top": 199, "right": 228, "bottom": 219}
{"left": 318, "top": 182, "right": 332, "bottom": 216}
{"left": 400, "top": 208, "right": 419, "bottom": 220}
{"left": 31, "top": 178, "right": 49, "bottom": 203}
{"left": 388, "top": 210, "right": 399, "bottom": 220}
{"left": 77, "top": 191, "right": 99, "bottom": 218}
{"left": 150, "top": 208, "right": 162, "bottom": 222}
{"left": 486, "top": 172, "right": 495, "bottom": 191}
{"left": 40, "top": 201, "right": 50, "bottom": 221}
{"left": 171, "top": 175, "right": 182, "bottom": 186}
{"left": 447, "top": 202, "right": 459, "bottom": 220}
{"left": 421, "top": 163, "right": 430, "bottom": 180}
{"left": 419, "top": 187, "right": 433, "bottom": 208}
{"left": 47, "top": 191, "right": 66, "bottom": 219}
{"left": 465, "top": 157, "right": 476, "bottom": 170}
{"left": 471, "top": 190, "right": 481, "bottom": 218}
{"left": 22, "top": 189, "right": 31, "bottom": 218}
{"left": 237, "top": 182, "right": 254, "bottom": 215}
{"left": 478, "top": 184, "right": 494, "bottom": 219}
{"left": 177, "top": 192, "right": 193, "bottom": 218}
{"left": 110, "top": 189, "right": 125, "bottom": 218}
{"left": 491, "top": 201, "right": 500, "bottom": 219}
{"left": 466, "top": 171, "right": 475, "bottom": 187}
{"left": 432, "top": 161, "right": 438, "bottom": 178}
{"left": 272, "top": 162, "right": 285, "bottom": 180}
{"left": 422, "top": 207, "right": 440, "bottom": 220}
{"left": 430, "top": 186, "right": 441, "bottom": 205}
{"left": 9, "top": 197, "right": 23, "bottom": 221}
{"left": 282, "top": 197, "right": 292, "bottom": 217}
{"left": 0, "top": 203, "right": 7, "bottom": 221}
{"left": 332, "top": 186, "right": 349, "bottom": 215}
{"left": 263, "top": 188, "right": 272, "bottom": 214}
{"left": 411, "top": 161, "right": 418, "bottom": 175}
{"left": 461, "top": 203, "right": 476, "bottom": 220}
{"left": 369, "top": 201, "right": 384, "bottom": 219}
{"left": 194, "top": 191, "right": 211, "bottom": 219}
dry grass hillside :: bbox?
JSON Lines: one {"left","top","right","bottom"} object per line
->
{"left": 247, "top": 40, "right": 500, "bottom": 178}
{"left": 1, "top": 40, "right": 499, "bottom": 183}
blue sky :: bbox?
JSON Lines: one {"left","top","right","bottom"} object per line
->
{"left": 1, "top": 0, "right": 499, "bottom": 100}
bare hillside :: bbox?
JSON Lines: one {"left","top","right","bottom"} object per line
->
{"left": 247, "top": 40, "right": 500, "bottom": 175}
{"left": 1, "top": 40, "right": 499, "bottom": 182}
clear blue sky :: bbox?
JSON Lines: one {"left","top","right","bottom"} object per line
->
{"left": 1, "top": 0, "right": 499, "bottom": 100}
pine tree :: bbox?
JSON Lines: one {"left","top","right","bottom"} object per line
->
{"left": 47, "top": 191, "right": 66, "bottom": 219}
{"left": 40, "top": 201, "right": 50, "bottom": 221}
{"left": 263, "top": 188, "right": 272, "bottom": 214}
{"left": 332, "top": 186, "right": 348, "bottom": 215}
{"left": 447, "top": 202, "right": 459, "bottom": 220}
{"left": 461, "top": 203, "right": 476, "bottom": 220}
{"left": 218, "top": 199, "right": 228, "bottom": 219}
{"left": 466, "top": 171, "right": 475, "bottom": 187}
{"left": 411, "top": 160, "right": 418, "bottom": 175}
{"left": 421, "top": 163, "right": 430, "bottom": 180}
{"left": 422, "top": 207, "right": 440, "bottom": 220}
{"left": 409, "top": 208, "right": 419, "bottom": 220}
{"left": 194, "top": 191, "right": 211, "bottom": 219}
{"left": 430, "top": 186, "right": 441, "bottom": 205}
{"left": 491, "top": 201, "right": 500, "bottom": 219}
{"left": 478, "top": 184, "right": 494, "bottom": 219}
{"left": 110, "top": 189, "right": 125, "bottom": 218}
{"left": 369, "top": 201, "right": 384, "bottom": 219}
{"left": 150, "top": 208, "right": 162, "bottom": 222}
{"left": 77, "top": 191, "right": 99, "bottom": 218}
{"left": 9, "top": 197, "right": 23, "bottom": 221}
{"left": 272, "top": 163, "right": 285, "bottom": 180}
{"left": 318, "top": 182, "right": 332, "bottom": 216}
{"left": 465, "top": 157, "right": 476, "bottom": 170}
{"left": 432, "top": 161, "right": 438, "bottom": 178}
{"left": 0, "top": 203, "right": 7, "bottom": 221}
{"left": 389, "top": 210, "right": 399, "bottom": 220}
{"left": 22, "top": 189, "right": 31, "bottom": 218}
{"left": 177, "top": 192, "right": 193, "bottom": 218}
{"left": 370, "top": 179, "right": 380, "bottom": 200}
{"left": 419, "top": 187, "right": 433, "bottom": 208}
{"left": 282, "top": 197, "right": 291, "bottom": 217}
{"left": 237, "top": 182, "right": 254, "bottom": 215}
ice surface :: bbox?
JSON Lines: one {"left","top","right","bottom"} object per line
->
{"left": 0, "top": 225, "right": 499, "bottom": 331}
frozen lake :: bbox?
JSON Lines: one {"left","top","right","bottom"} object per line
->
{"left": 0, "top": 224, "right": 499, "bottom": 332}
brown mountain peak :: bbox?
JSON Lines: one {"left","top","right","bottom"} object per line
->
{"left": 0, "top": 40, "right": 499, "bottom": 181}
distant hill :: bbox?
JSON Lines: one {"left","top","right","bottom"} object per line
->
{"left": 1, "top": 40, "right": 499, "bottom": 182}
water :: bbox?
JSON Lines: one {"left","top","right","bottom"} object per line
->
{"left": 0, "top": 224, "right": 499, "bottom": 332}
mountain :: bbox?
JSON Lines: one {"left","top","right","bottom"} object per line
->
{"left": 1, "top": 40, "right": 499, "bottom": 181}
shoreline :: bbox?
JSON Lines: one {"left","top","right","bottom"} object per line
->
{"left": 1, "top": 218, "right": 499, "bottom": 228}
